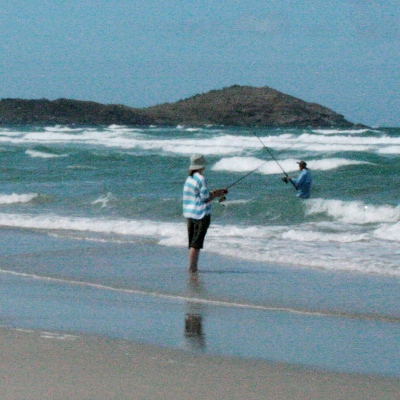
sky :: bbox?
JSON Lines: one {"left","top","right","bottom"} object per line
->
{"left": 1, "top": 0, "right": 399, "bottom": 127}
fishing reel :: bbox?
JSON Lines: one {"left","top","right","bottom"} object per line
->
{"left": 282, "top": 177, "right": 288, "bottom": 184}
{"left": 212, "top": 188, "right": 228, "bottom": 204}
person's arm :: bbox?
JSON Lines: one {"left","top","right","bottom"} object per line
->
{"left": 293, "top": 170, "right": 307, "bottom": 188}
{"left": 199, "top": 182, "right": 210, "bottom": 203}
{"left": 283, "top": 175, "right": 297, "bottom": 187}
{"left": 208, "top": 188, "right": 228, "bottom": 202}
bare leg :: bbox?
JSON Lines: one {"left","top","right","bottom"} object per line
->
{"left": 189, "top": 247, "right": 200, "bottom": 273}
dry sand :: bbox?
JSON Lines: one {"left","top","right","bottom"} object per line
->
{"left": 1, "top": 327, "right": 399, "bottom": 400}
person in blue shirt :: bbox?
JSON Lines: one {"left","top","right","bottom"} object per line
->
{"left": 183, "top": 154, "right": 228, "bottom": 273}
{"left": 285, "top": 160, "right": 312, "bottom": 199}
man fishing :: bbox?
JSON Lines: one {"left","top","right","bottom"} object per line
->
{"left": 251, "top": 130, "right": 311, "bottom": 198}
{"left": 183, "top": 154, "right": 228, "bottom": 273}
{"left": 283, "top": 160, "right": 312, "bottom": 199}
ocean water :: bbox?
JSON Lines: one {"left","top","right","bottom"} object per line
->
{"left": 0, "top": 124, "right": 399, "bottom": 376}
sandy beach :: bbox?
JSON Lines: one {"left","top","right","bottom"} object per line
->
{"left": 1, "top": 327, "right": 399, "bottom": 400}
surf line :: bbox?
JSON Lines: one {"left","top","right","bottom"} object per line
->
{"left": 2, "top": 268, "right": 399, "bottom": 324}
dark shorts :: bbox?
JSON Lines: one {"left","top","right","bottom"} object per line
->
{"left": 187, "top": 215, "right": 211, "bottom": 249}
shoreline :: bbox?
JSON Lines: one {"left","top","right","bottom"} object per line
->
{"left": 2, "top": 327, "right": 399, "bottom": 400}
{"left": 1, "top": 227, "right": 400, "bottom": 377}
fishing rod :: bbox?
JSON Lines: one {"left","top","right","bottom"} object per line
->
{"left": 217, "top": 160, "right": 269, "bottom": 203}
{"left": 226, "top": 161, "right": 269, "bottom": 190}
{"left": 251, "top": 130, "right": 297, "bottom": 191}
{"left": 217, "top": 130, "right": 299, "bottom": 202}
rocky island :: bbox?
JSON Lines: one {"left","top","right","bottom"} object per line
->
{"left": 0, "top": 85, "right": 361, "bottom": 128}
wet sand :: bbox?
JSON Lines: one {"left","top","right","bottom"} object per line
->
{"left": 1, "top": 327, "right": 399, "bottom": 400}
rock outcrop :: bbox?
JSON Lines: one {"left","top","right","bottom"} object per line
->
{"left": 0, "top": 85, "right": 359, "bottom": 128}
{"left": 0, "top": 98, "right": 151, "bottom": 125}
{"left": 144, "top": 85, "right": 355, "bottom": 128}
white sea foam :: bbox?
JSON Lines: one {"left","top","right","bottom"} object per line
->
{"left": 106, "top": 125, "right": 144, "bottom": 133}
{"left": 221, "top": 199, "right": 251, "bottom": 206}
{"left": 286, "top": 133, "right": 400, "bottom": 153}
{"left": 0, "top": 193, "right": 39, "bottom": 204}
{"left": 0, "top": 212, "right": 181, "bottom": 237}
{"left": 91, "top": 192, "right": 117, "bottom": 208}
{"left": 0, "top": 129, "right": 24, "bottom": 137}
{"left": 0, "top": 211, "right": 398, "bottom": 276}
{"left": 374, "top": 222, "right": 400, "bottom": 242}
{"left": 184, "top": 128, "right": 203, "bottom": 132}
{"left": 282, "top": 229, "right": 367, "bottom": 243}
{"left": 307, "top": 158, "right": 369, "bottom": 170}
{"left": 39, "top": 332, "right": 78, "bottom": 340}
{"left": 44, "top": 125, "right": 83, "bottom": 133}
{"left": 311, "top": 129, "right": 377, "bottom": 135}
{"left": 377, "top": 146, "right": 400, "bottom": 154}
{"left": 108, "top": 124, "right": 127, "bottom": 129}
{"left": 213, "top": 157, "right": 367, "bottom": 175}
{"left": 25, "top": 149, "right": 67, "bottom": 159}
{"left": 136, "top": 136, "right": 247, "bottom": 155}
{"left": 168, "top": 132, "right": 368, "bottom": 155}
{"left": 204, "top": 226, "right": 399, "bottom": 276}
{"left": 307, "top": 199, "right": 400, "bottom": 224}
{"left": 0, "top": 211, "right": 370, "bottom": 244}
{"left": 0, "top": 128, "right": 399, "bottom": 156}
{"left": 295, "top": 132, "right": 400, "bottom": 151}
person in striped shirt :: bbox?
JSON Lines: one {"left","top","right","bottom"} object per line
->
{"left": 183, "top": 154, "right": 228, "bottom": 273}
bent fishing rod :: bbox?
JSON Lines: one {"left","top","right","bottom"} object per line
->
{"left": 217, "top": 130, "right": 298, "bottom": 202}
{"left": 219, "top": 161, "right": 268, "bottom": 201}
{"left": 251, "top": 130, "right": 297, "bottom": 191}
{"left": 217, "top": 160, "right": 269, "bottom": 203}
{"left": 226, "top": 161, "right": 269, "bottom": 190}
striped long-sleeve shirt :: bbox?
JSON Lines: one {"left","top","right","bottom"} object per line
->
{"left": 183, "top": 172, "right": 211, "bottom": 219}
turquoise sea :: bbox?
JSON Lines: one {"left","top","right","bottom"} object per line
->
{"left": 0, "top": 124, "right": 399, "bottom": 376}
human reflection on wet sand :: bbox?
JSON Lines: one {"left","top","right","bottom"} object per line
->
{"left": 184, "top": 275, "right": 206, "bottom": 350}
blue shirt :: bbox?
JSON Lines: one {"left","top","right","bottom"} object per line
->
{"left": 183, "top": 172, "right": 211, "bottom": 219}
{"left": 291, "top": 169, "right": 312, "bottom": 199}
